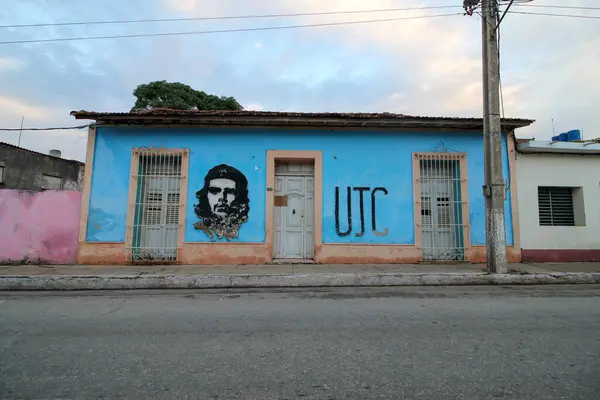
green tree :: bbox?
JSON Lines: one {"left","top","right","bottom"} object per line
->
{"left": 131, "top": 81, "right": 243, "bottom": 111}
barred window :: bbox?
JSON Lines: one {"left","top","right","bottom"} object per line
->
{"left": 128, "top": 150, "right": 186, "bottom": 263}
{"left": 538, "top": 187, "right": 575, "bottom": 226}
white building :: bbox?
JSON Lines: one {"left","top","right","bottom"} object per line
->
{"left": 516, "top": 139, "right": 600, "bottom": 262}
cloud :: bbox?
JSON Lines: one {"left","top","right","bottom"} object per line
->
{"left": 498, "top": 18, "right": 600, "bottom": 138}
{"left": 0, "top": 96, "right": 87, "bottom": 161}
{"left": 0, "top": 0, "right": 598, "bottom": 163}
{"left": 0, "top": 96, "right": 59, "bottom": 121}
{"left": 164, "top": 0, "right": 198, "bottom": 12}
{"left": 243, "top": 103, "right": 264, "bottom": 111}
{"left": 0, "top": 57, "right": 24, "bottom": 70}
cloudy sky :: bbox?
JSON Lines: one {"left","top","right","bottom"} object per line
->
{"left": 0, "top": 0, "right": 598, "bottom": 161}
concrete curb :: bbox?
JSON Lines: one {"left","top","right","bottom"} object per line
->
{"left": 0, "top": 272, "right": 599, "bottom": 291}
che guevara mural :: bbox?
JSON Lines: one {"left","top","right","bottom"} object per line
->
{"left": 193, "top": 164, "right": 250, "bottom": 241}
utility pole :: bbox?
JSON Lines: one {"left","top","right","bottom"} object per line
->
{"left": 481, "top": 0, "right": 507, "bottom": 273}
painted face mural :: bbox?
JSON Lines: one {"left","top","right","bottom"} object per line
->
{"left": 194, "top": 164, "right": 250, "bottom": 241}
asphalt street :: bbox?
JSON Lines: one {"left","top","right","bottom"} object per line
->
{"left": 1, "top": 286, "right": 599, "bottom": 400}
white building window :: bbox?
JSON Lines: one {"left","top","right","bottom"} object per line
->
{"left": 538, "top": 186, "right": 585, "bottom": 226}
{"left": 41, "top": 174, "right": 63, "bottom": 190}
{"left": 0, "top": 164, "right": 5, "bottom": 183}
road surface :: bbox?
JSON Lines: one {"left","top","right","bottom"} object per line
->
{"left": 1, "top": 286, "right": 599, "bottom": 399}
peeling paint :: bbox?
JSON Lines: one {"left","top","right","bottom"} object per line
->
{"left": 63, "top": 179, "right": 80, "bottom": 190}
{"left": 486, "top": 208, "right": 507, "bottom": 270}
{"left": 87, "top": 208, "right": 119, "bottom": 241}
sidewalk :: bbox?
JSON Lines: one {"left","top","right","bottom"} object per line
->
{"left": 1, "top": 262, "right": 599, "bottom": 291}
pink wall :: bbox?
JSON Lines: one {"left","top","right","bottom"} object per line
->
{"left": 0, "top": 190, "right": 81, "bottom": 264}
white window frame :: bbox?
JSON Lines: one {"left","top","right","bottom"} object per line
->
{"left": 537, "top": 186, "right": 585, "bottom": 227}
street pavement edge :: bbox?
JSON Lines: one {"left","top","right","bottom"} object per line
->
{"left": 0, "top": 272, "right": 599, "bottom": 290}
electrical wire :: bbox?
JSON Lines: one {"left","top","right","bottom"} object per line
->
{"left": 497, "top": 18, "right": 505, "bottom": 120}
{"left": 0, "top": 12, "right": 463, "bottom": 45}
{"left": 0, "top": 5, "right": 463, "bottom": 29}
{"left": 497, "top": 0, "right": 515, "bottom": 27}
{"left": 514, "top": 4, "right": 600, "bottom": 11}
{"left": 496, "top": 1, "right": 510, "bottom": 193}
{"left": 0, "top": 125, "right": 90, "bottom": 131}
{"left": 496, "top": 0, "right": 508, "bottom": 119}
{"left": 507, "top": 11, "right": 600, "bottom": 20}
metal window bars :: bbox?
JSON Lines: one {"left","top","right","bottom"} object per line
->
{"left": 416, "top": 153, "right": 468, "bottom": 261}
{"left": 538, "top": 186, "right": 575, "bottom": 226}
{"left": 126, "top": 150, "right": 185, "bottom": 262}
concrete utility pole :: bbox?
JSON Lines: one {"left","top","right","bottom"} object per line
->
{"left": 481, "top": 0, "right": 507, "bottom": 273}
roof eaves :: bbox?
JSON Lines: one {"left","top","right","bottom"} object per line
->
{"left": 70, "top": 110, "right": 534, "bottom": 130}
{"left": 0, "top": 142, "right": 85, "bottom": 165}
{"left": 516, "top": 140, "right": 600, "bottom": 155}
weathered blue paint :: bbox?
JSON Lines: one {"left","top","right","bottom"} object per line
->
{"left": 86, "top": 127, "right": 514, "bottom": 246}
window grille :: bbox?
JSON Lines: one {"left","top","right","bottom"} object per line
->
{"left": 416, "top": 153, "right": 467, "bottom": 261}
{"left": 538, "top": 187, "right": 575, "bottom": 226}
{"left": 126, "top": 151, "right": 185, "bottom": 262}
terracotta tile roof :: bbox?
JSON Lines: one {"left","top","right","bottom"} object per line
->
{"left": 71, "top": 109, "right": 534, "bottom": 130}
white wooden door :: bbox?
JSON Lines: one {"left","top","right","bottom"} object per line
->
{"left": 274, "top": 164, "right": 314, "bottom": 259}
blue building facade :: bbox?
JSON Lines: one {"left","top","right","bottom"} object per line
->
{"left": 73, "top": 110, "right": 532, "bottom": 265}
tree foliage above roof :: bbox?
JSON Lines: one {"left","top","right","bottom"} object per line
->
{"left": 131, "top": 81, "right": 243, "bottom": 111}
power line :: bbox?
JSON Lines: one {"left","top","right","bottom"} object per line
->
{"left": 497, "top": 3, "right": 507, "bottom": 119}
{"left": 0, "top": 13, "right": 463, "bottom": 45}
{"left": 0, "top": 5, "right": 463, "bottom": 29}
{"left": 1, "top": 3, "right": 595, "bottom": 31}
{"left": 514, "top": 4, "right": 600, "bottom": 12}
{"left": 497, "top": 0, "right": 516, "bottom": 27}
{"left": 0, "top": 124, "right": 90, "bottom": 131}
{"left": 507, "top": 11, "right": 600, "bottom": 20}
